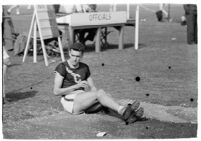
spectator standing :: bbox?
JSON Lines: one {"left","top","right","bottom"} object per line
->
{"left": 2, "top": 5, "right": 16, "bottom": 51}
{"left": 3, "top": 46, "right": 11, "bottom": 104}
{"left": 183, "top": 4, "right": 197, "bottom": 44}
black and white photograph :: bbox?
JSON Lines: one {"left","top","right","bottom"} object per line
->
{"left": 1, "top": 0, "right": 198, "bottom": 139}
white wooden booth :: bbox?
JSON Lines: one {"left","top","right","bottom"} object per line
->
{"left": 57, "top": 11, "right": 127, "bottom": 52}
{"left": 56, "top": 5, "right": 140, "bottom": 52}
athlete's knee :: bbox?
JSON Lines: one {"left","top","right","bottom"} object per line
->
{"left": 97, "top": 89, "right": 106, "bottom": 98}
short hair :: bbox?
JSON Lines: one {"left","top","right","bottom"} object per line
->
{"left": 69, "top": 42, "right": 85, "bottom": 52}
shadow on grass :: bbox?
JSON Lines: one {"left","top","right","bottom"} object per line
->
{"left": 84, "top": 43, "right": 135, "bottom": 52}
{"left": 102, "top": 107, "right": 149, "bottom": 123}
{"left": 5, "top": 90, "right": 37, "bottom": 102}
{"left": 86, "top": 106, "right": 149, "bottom": 124}
{"left": 8, "top": 63, "right": 22, "bottom": 68}
{"left": 35, "top": 42, "right": 147, "bottom": 59}
{"left": 24, "top": 43, "right": 147, "bottom": 59}
{"left": 138, "top": 43, "right": 147, "bottom": 49}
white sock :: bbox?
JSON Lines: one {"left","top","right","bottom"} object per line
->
{"left": 118, "top": 106, "right": 126, "bottom": 115}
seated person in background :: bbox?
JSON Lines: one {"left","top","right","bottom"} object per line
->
{"left": 53, "top": 43, "right": 144, "bottom": 124}
{"left": 59, "top": 4, "right": 96, "bottom": 14}
{"left": 53, "top": 5, "right": 60, "bottom": 14}
{"left": 74, "top": 4, "right": 97, "bottom": 45}
{"left": 58, "top": 4, "right": 97, "bottom": 45}
{"left": 84, "top": 4, "right": 97, "bottom": 12}
{"left": 2, "top": 5, "right": 17, "bottom": 51}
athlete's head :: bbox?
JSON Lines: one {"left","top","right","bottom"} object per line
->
{"left": 68, "top": 43, "right": 85, "bottom": 66}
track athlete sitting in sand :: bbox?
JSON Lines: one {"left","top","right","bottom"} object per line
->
{"left": 53, "top": 43, "right": 144, "bottom": 124}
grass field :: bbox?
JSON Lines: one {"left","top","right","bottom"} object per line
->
{"left": 2, "top": 4, "right": 197, "bottom": 139}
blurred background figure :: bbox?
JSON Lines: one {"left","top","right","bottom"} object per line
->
{"left": 156, "top": 4, "right": 170, "bottom": 22}
{"left": 53, "top": 4, "right": 60, "bottom": 14}
{"left": 159, "top": 4, "right": 168, "bottom": 19}
{"left": 8, "top": 5, "right": 20, "bottom": 14}
{"left": 180, "top": 15, "right": 187, "bottom": 26}
{"left": 54, "top": 4, "right": 98, "bottom": 47}
{"left": 3, "top": 46, "right": 11, "bottom": 104}
{"left": 58, "top": 5, "right": 75, "bottom": 14}
{"left": 87, "top": 4, "right": 97, "bottom": 12}
{"left": 73, "top": 4, "right": 97, "bottom": 45}
{"left": 2, "top": 5, "right": 18, "bottom": 51}
{"left": 58, "top": 4, "right": 96, "bottom": 14}
{"left": 183, "top": 4, "right": 197, "bottom": 44}
{"left": 109, "top": 4, "right": 116, "bottom": 12}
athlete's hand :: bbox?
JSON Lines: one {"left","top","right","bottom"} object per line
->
{"left": 77, "top": 81, "right": 90, "bottom": 91}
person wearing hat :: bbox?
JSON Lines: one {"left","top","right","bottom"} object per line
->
{"left": 53, "top": 42, "right": 144, "bottom": 124}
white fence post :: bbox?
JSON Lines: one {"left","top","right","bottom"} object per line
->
{"left": 135, "top": 5, "right": 139, "bottom": 50}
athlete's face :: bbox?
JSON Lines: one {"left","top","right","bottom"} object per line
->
{"left": 69, "top": 49, "right": 83, "bottom": 66}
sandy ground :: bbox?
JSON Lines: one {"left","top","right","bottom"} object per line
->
{"left": 2, "top": 4, "right": 197, "bottom": 139}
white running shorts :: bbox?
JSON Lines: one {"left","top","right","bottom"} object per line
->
{"left": 60, "top": 90, "right": 84, "bottom": 114}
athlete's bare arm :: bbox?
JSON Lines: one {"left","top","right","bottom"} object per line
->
{"left": 53, "top": 72, "right": 88, "bottom": 96}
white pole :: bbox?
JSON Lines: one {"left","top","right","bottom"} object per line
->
{"left": 22, "top": 7, "right": 35, "bottom": 62}
{"left": 33, "top": 20, "right": 37, "bottom": 63}
{"left": 135, "top": 5, "right": 139, "bottom": 50}
{"left": 58, "top": 37, "right": 65, "bottom": 62}
{"left": 35, "top": 5, "right": 49, "bottom": 66}
{"left": 127, "top": 4, "right": 130, "bottom": 19}
{"left": 95, "top": 27, "right": 101, "bottom": 52}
